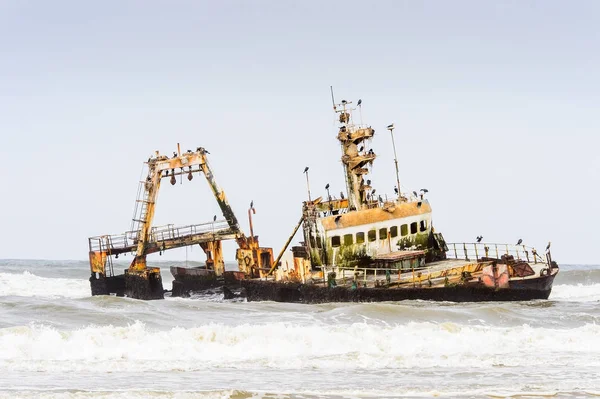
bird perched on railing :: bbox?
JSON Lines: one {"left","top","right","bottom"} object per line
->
{"left": 476, "top": 235, "right": 483, "bottom": 243}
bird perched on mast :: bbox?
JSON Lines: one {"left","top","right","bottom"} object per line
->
{"left": 516, "top": 238, "right": 523, "bottom": 245}
{"left": 357, "top": 99, "right": 362, "bottom": 106}
{"left": 303, "top": 166, "right": 309, "bottom": 173}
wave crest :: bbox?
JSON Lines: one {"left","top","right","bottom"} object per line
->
{"left": 0, "top": 272, "right": 89, "bottom": 298}
{"left": 1, "top": 321, "right": 599, "bottom": 372}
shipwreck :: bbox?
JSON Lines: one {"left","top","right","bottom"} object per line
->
{"left": 87, "top": 93, "right": 558, "bottom": 302}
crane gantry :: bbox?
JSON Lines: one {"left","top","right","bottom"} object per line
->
{"left": 88, "top": 144, "right": 273, "bottom": 299}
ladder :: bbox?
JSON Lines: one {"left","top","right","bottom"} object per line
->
{"left": 130, "top": 177, "right": 153, "bottom": 242}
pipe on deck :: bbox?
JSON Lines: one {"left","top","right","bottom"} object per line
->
{"left": 267, "top": 216, "right": 304, "bottom": 276}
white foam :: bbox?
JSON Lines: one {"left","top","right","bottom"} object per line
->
{"left": 551, "top": 283, "right": 600, "bottom": 302}
{"left": 0, "top": 321, "right": 599, "bottom": 373}
{"left": 0, "top": 390, "right": 251, "bottom": 399}
{"left": 0, "top": 272, "right": 89, "bottom": 298}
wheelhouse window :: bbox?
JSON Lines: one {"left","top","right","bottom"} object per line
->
{"left": 344, "top": 234, "right": 353, "bottom": 246}
{"left": 356, "top": 232, "right": 365, "bottom": 244}
{"left": 410, "top": 222, "right": 418, "bottom": 234}
{"left": 401, "top": 224, "right": 408, "bottom": 236}
{"left": 420, "top": 220, "right": 428, "bottom": 232}
{"left": 331, "top": 236, "right": 341, "bottom": 247}
{"left": 368, "top": 230, "right": 377, "bottom": 242}
{"left": 309, "top": 236, "right": 316, "bottom": 248}
{"left": 390, "top": 226, "right": 398, "bottom": 238}
{"left": 379, "top": 228, "right": 387, "bottom": 240}
{"left": 316, "top": 236, "right": 322, "bottom": 248}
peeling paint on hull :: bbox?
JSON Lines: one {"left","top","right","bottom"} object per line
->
{"left": 240, "top": 273, "right": 556, "bottom": 303}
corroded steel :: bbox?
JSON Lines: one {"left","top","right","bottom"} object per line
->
{"left": 334, "top": 100, "right": 376, "bottom": 211}
{"left": 267, "top": 215, "right": 304, "bottom": 276}
{"left": 88, "top": 145, "right": 264, "bottom": 299}
{"left": 319, "top": 201, "right": 431, "bottom": 230}
{"left": 200, "top": 240, "right": 225, "bottom": 276}
{"left": 126, "top": 147, "right": 247, "bottom": 273}
{"left": 298, "top": 99, "right": 438, "bottom": 271}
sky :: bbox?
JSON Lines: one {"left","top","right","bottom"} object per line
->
{"left": 0, "top": 0, "right": 598, "bottom": 264}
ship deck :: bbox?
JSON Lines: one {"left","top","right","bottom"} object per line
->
{"left": 298, "top": 258, "right": 483, "bottom": 290}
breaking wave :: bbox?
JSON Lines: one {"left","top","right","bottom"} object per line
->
{"left": 0, "top": 272, "right": 89, "bottom": 298}
{"left": 0, "top": 391, "right": 262, "bottom": 399}
{"left": 554, "top": 267, "right": 600, "bottom": 284}
{"left": 551, "top": 283, "right": 600, "bottom": 302}
{"left": 1, "top": 321, "right": 599, "bottom": 372}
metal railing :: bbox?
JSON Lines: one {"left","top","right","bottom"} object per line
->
{"left": 89, "top": 219, "right": 231, "bottom": 253}
{"left": 445, "top": 242, "right": 546, "bottom": 264}
{"left": 316, "top": 264, "right": 439, "bottom": 288}
{"left": 149, "top": 220, "right": 230, "bottom": 243}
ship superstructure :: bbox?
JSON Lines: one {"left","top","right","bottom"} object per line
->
{"left": 301, "top": 96, "right": 444, "bottom": 271}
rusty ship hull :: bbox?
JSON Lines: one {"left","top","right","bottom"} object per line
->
{"left": 239, "top": 268, "right": 558, "bottom": 304}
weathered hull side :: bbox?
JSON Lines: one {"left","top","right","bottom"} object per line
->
{"left": 170, "top": 266, "right": 219, "bottom": 297}
{"left": 89, "top": 273, "right": 126, "bottom": 296}
{"left": 240, "top": 273, "right": 556, "bottom": 303}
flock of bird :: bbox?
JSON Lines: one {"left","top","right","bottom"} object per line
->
{"left": 474, "top": 237, "right": 551, "bottom": 251}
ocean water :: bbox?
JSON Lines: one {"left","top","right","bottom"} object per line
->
{"left": 0, "top": 260, "right": 599, "bottom": 398}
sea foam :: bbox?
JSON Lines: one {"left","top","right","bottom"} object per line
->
{"left": 551, "top": 283, "right": 600, "bottom": 302}
{"left": 0, "top": 272, "right": 90, "bottom": 298}
{"left": 0, "top": 321, "right": 598, "bottom": 372}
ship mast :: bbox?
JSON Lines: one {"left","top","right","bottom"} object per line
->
{"left": 331, "top": 89, "right": 376, "bottom": 210}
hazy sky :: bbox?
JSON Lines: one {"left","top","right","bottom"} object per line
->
{"left": 0, "top": 1, "right": 598, "bottom": 264}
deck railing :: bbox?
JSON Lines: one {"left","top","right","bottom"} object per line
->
{"left": 315, "top": 264, "right": 445, "bottom": 288}
{"left": 88, "top": 219, "right": 231, "bottom": 253}
{"left": 445, "top": 242, "right": 546, "bottom": 264}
